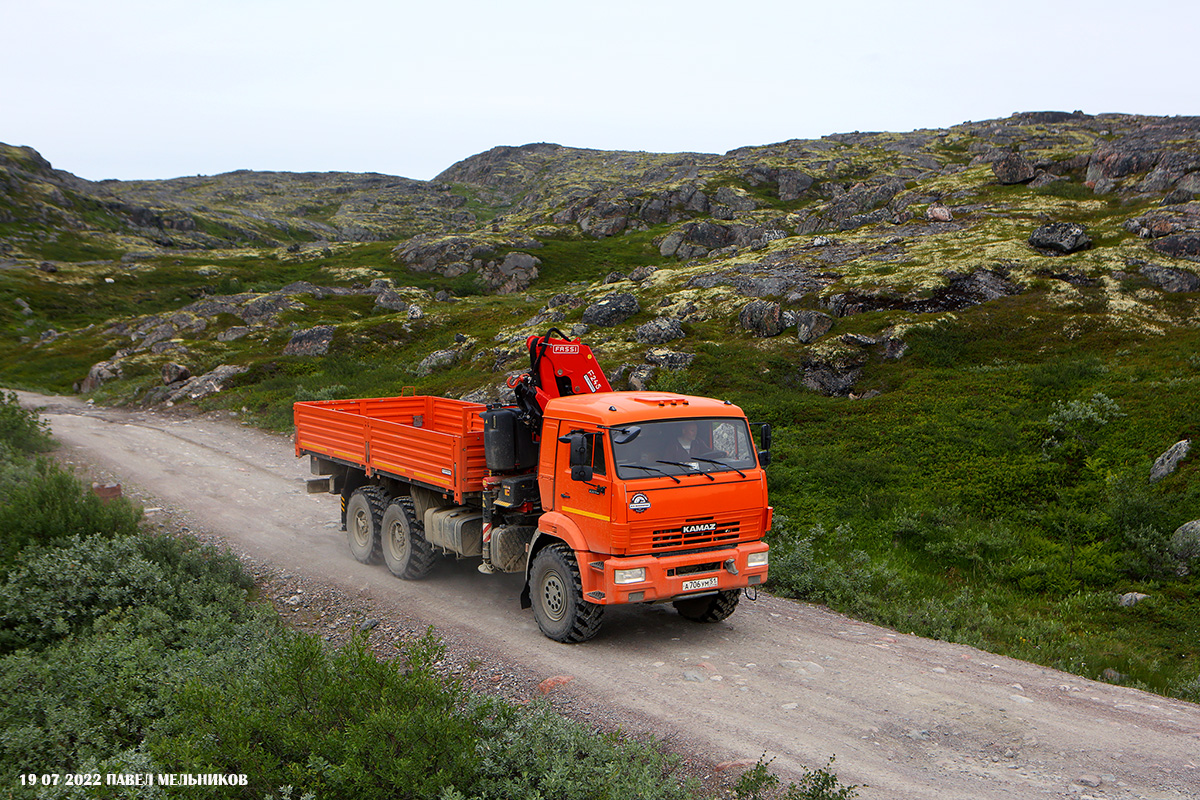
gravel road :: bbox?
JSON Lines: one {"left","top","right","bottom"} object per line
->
{"left": 18, "top": 392, "right": 1200, "bottom": 800}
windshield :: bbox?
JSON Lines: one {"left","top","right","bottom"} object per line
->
{"left": 611, "top": 417, "right": 758, "bottom": 479}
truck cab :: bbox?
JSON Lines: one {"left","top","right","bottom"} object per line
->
{"left": 523, "top": 392, "right": 771, "bottom": 640}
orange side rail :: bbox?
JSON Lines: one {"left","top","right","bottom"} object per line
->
{"left": 295, "top": 395, "right": 487, "bottom": 502}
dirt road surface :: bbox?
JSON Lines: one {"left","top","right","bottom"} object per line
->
{"left": 17, "top": 392, "right": 1200, "bottom": 800}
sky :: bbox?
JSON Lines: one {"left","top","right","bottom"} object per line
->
{"left": 3, "top": 0, "right": 1198, "bottom": 183}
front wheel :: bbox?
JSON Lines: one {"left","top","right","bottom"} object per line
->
{"left": 529, "top": 543, "right": 603, "bottom": 643}
{"left": 381, "top": 497, "right": 436, "bottom": 580}
{"left": 673, "top": 589, "right": 740, "bottom": 622}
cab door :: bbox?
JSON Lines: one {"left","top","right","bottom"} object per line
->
{"left": 555, "top": 428, "right": 613, "bottom": 554}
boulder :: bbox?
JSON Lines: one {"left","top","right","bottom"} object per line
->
{"left": 627, "top": 365, "right": 656, "bottom": 390}
{"left": 801, "top": 359, "right": 863, "bottom": 396}
{"left": 1170, "top": 521, "right": 1200, "bottom": 569}
{"left": 161, "top": 362, "right": 191, "bottom": 385}
{"left": 882, "top": 337, "right": 910, "bottom": 360}
{"left": 738, "top": 300, "right": 785, "bottom": 338}
{"left": 778, "top": 170, "right": 815, "bottom": 202}
{"left": 1118, "top": 592, "right": 1150, "bottom": 607}
{"left": 992, "top": 153, "right": 1036, "bottom": 184}
{"left": 396, "top": 234, "right": 495, "bottom": 273}
{"left": 581, "top": 293, "right": 640, "bottom": 327}
{"left": 1150, "top": 439, "right": 1191, "bottom": 482}
{"left": 926, "top": 203, "right": 953, "bottom": 222}
{"left": 1137, "top": 261, "right": 1200, "bottom": 293}
{"left": 714, "top": 185, "right": 757, "bottom": 212}
{"left": 241, "top": 293, "right": 304, "bottom": 324}
{"left": 375, "top": 290, "right": 410, "bottom": 312}
{"left": 795, "top": 310, "right": 834, "bottom": 343}
{"left": 635, "top": 317, "right": 685, "bottom": 345}
{"left": 81, "top": 360, "right": 123, "bottom": 393}
{"left": 217, "top": 326, "right": 251, "bottom": 342}
{"left": 164, "top": 364, "right": 249, "bottom": 404}
{"left": 283, "top": 325, "right": 335, "bottom": 356}
{"left": 1029, "top": 222, "right": 1092, "bottom": 254}
{"left": 481, "top": 251, "right": 540, "bottom": 294}
{"left": 416, "top": 348, "right": 458, "bottom": 376}
{"left": 1150, "top": 234, "right": 1200, "bottom": 263}
{"left": 629, "top": 265, "right": 658, "bottom": 282}
{"left": 644, "top": 348, "right": 695, "bottom": 370}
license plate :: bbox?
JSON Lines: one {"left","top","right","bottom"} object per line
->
{"left": 681, "top": 576, "right": 719, "bottom": 592}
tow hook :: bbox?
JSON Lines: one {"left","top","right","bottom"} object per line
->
{"left": 723, "top": 558, "right": 739, "bottom": 575}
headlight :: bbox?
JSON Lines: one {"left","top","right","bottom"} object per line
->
{"left": 747, "top": 551, "right": 769, "bottom": 567}
{"left": 614, "top": 567, "right": 646, "bottom": 584}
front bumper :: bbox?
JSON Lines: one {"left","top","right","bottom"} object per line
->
{"left": 578, "top": 541, "right": 769, "bottom": 605}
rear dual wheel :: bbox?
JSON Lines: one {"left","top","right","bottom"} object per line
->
{"left": 345, "top": 486, "right": 387, "bottom": 564}
{"left": 381, "top": 497, "right": 436, "bottom": 580}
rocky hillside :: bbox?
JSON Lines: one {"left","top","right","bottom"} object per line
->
{"left": 3, "top": 110, "right": 1200, "bottom": 405}
{"left": 3, "top": 111, "right": 1199, "bottom": 699}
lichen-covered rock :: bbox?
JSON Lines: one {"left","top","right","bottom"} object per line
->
{"left": 778, "top": 170, "right": 815, "bottom": 202}
{"left": 801, "top": 359, "right": 863, "bottom": 396}
{"left": 1135, "top": 261, "right": 1200, "bottom": 293}
{"left": 1150, "top": 234, "right": 1200, "bottom": 262}
{"left": 481, "top": 251, "right": 540, "bottom": 294}
{"left": 164, "top": 364, "right": 249, "bottom": 404}
{"left": 644, "top": 348, "right": 695, "bottom": 370}
{"left": 283, "top": 325, "right": 335, "bottom": 356}
{"left": 581, "top": 293, "right": 640, "bottom": 327}
{"left": 81, "top": 360, "right": 123, "bottom": 393}
{"left": 992, "top": 153, "right": 1036, "bottom": 184}
{"left": 1171, "top": 521, "right": 1200, "bottom": 570}
{"left": 1150, "top": 439, "right": 1191, "bottom": 482}
{"left": 635, "top": 317, "right": 684, "bottom": 345}
{"left": 926, "top": 203, "right": 954, "bottom": 222}
{"left": 1029, "top": 222, "right": 1091, "bottom": 254}
{"left": 161, "top": 362, "right": 191, "bottom": 385}
{"left": 375, "top": 290, "right": 410, "bottom": 312}
{"left": 416, "top": 348, "right": 458, "bottom": 376}
{"left": 795, "top": 310, "right": 834, "bottom": 343}
{"left": 738, "top": 300, "right": 785, "bottom": 337}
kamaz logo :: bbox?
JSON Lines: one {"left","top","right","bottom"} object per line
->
{"left": 682, "top": 523, "right": 717, "bottom": 534}
{"left": 550, "top": 344, "right": 580, "bottom": 354}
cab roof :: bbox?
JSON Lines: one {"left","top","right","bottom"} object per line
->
{"left": 543, "top": 391, "right": 746, "bottom": 426}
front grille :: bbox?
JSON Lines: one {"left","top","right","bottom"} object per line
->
{"left": 651, "top": 516, "right": 740, "bottom": 550}
{"left": 625, "top": 511, "right": 759, "bottom": 555}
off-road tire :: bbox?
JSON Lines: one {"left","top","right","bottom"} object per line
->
{"left": 530, "top": 543, "right": 604, "bottom": 643}
{"left": 345, "top": 486, "right": 386, "bottom": 564}
{"left": 381, "top": 496, "right": 436, "bottom": 580}
{"left": 673, "top": 589, "right": 740, "bottom": 622}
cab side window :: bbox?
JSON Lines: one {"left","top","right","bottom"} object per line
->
{"left": 585, "top": 432, "right": 606, "bottom": 477}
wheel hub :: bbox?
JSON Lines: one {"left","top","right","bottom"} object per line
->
{"left": 541, "top": 573, "right": 566, "bottom": 621}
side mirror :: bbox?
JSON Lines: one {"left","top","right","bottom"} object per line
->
{"left": 560, "top": 431, "right": 594, "bottom": 482}
{"left": 754, "top": 422, "right": 772, "bottom": 467}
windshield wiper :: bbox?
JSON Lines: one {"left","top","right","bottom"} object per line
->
{"left": 691, "top": 457, "right": 747, "bottom": 478}
{"left": 655, "top": 460, "right": 715, "bottom": 481}
{"left": 622, "top": 463, "right": 681, "bottom": 484}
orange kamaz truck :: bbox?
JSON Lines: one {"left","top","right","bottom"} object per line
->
{"left": 294, "top": 328, "right": 772, "bottom": 642}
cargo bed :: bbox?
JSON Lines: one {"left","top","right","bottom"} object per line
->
{"left": 294, "top": 395, "right": 487, "bottom": 502}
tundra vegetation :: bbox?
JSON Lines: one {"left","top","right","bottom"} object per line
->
{"left": 1, "top": 110, "right": 1198, "bottom": 723}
